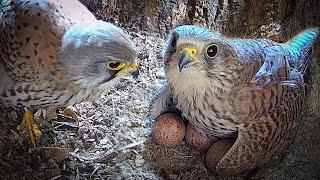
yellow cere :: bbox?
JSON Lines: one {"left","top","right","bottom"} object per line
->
{"left": 181, "top": 47, "right": 197, "bottom": 58}
{"left": 180, "top": 47, "right": 203, "bottom": 64}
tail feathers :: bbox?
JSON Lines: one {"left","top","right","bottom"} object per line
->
{"left": 1, "top": 0, "right": 14, "bottom": 20}
{"left": 252, "top": 28, "right": 319, "bottom": 87}
{"left": 285, "top": 28, "right": 319, "bottom": 67}
{"left": 1, "top": 0, "right": 12, "bottom": 10}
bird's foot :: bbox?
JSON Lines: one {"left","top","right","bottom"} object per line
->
{"left": 17, "top": 111, "right": 42, "bottom": 145}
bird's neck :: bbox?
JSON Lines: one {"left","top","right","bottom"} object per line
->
{"left": 169, "top": 70, "right": 235, "bottom": 108}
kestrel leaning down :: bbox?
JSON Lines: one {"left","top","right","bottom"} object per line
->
{"left": 0, "top": 0, "right": 139, "bottom": 144}
{"left": 151, "top": 25, "right": 319, "bottom": 175}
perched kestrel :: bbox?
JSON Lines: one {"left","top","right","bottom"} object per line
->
{"left": 151, "top": 25, "right": 319, "bottom": 175}
{"left": 0, "top": 0, "right": 138, "bottom": 144}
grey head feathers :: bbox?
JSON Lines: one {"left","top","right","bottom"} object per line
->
{"left": 171, "top": 25, "right": 222, "bottom": 42}
{"left": 58, "top": 20, "right": 137, "bottom": 89}
{"left": 61, "top": 20, "right": 136, "bottom": 62}
{"left": 164, "top": 25, "right": 223, "bottom": 54}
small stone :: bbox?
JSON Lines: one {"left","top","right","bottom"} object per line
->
{"left": 30, "top": 147, "right": 70, "bottom": 162}
{"left": 63, "top": 106, "right": 77, "bottom": 118}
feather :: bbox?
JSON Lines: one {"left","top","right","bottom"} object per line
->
{"left": 252, "top": 28, "right": 319, "bottom": 86}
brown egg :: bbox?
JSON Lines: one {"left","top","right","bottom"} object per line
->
{"left": 205, "top": 139, "right": 235, "bottom": 174}
{"left": 185, "top": 123, "right": 214, "bottom": 152}
{"left": 152, "top": 113, "right": 185, "bottom": 147}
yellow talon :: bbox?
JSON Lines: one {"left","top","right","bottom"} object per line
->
{"left": 17, "top": 111, "right": 42, "bottom": 145}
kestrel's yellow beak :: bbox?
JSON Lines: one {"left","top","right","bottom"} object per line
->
{"left": 178, "top": 47, "right": 202, "bottom": 72}
{"left": 117, "top": 60, "right": 139, "bottom": 78}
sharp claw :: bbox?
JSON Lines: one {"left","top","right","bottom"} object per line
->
{"left": 33, "top": 123, "right": 42, "bottom": 140}
{"left": 17, "top": 111, "right": 42, "bottom": 145}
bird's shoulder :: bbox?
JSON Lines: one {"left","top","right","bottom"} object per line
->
{"left": 0, "top": 0, "right": 96, "bottom": 84}
{"left": 1, "top": 0, "right": 96, "bottom": 38}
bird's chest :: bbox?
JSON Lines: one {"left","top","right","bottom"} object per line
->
{"left": 171, "top": 86, "right": 238, "bottom": 138}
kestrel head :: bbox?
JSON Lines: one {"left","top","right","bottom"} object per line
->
{"left": 164, "top": 25, "right": 240, "bottom": 89}
{"left": 58, "top": 20, "right": 138, "bottom": 89}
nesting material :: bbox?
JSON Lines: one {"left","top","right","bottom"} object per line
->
{"left": 205, "top": 139, "right": 235, "bottom": 174}
{"left": 152, "top": 113, "right": 185, "bottom": 147}
{"left": 185, "top": 123, "right": 214, "bottom": 152}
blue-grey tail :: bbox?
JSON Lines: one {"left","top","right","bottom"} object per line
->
{"left": 285, "top": 28, "right": 319, "bottom": 67}
{"left": 252, "top": 28, "right": 319, "bottom": 87}
{"left": 1, "top": 0, "right": 12, "bottom": 11}
{"left": 1, "top": 0, "right": 14, "bottom": 21}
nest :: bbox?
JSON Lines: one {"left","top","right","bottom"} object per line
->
{"left": 0, "top": 29, "right": 320, "bottom": 179}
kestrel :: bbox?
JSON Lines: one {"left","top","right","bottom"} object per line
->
{"left": 151, "top": 25, "right": 319, "bottom": 175}
{"left": 0, "top": 0, "right": 139, "bottom": 144}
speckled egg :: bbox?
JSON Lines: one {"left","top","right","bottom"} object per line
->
{"left": 185, "top": 123, "right": 214, "bottom": 152}
{"left": 152, "top": 113, "right": 185, "bottom": 147}
{"left": 205, "top": 139, "right": 235, "bottom": 174}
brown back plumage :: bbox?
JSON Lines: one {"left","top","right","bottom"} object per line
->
{"left": 0, "top": 0, "right": 96, "bottom": 83}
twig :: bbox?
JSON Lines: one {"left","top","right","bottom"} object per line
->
{"left": 49, "top": 175, "right": 62, "bottom": 180}
{"left": 92, "top": 140, "right": 146, "bottom": 163}
{"left": 53, "top": 121, "right": 79, "bottom": 128}
{"left": 171, "top": 149, "right": 193, "bottom": 158}
{"left": 90, "top": 165, "right": 100, "bottom": 178}
{"left": 119, "top": 140, "right": 146, "bottom": 151}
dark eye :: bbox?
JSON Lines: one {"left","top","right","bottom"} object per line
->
{"left": 206, "top": 44, "right": 218, "bottom": 58}
{"left": 109, "top": 62, "right": 120, "bottom": 68}
{"left": 107, "top": 61, "right": 125, "bottom": 71}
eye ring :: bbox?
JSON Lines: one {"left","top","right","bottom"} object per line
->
{"left": 107, "top": 61, "right": 126, "bottom": 71}
{"left": 206, "top": 44, "right": 218, "bottom": 58}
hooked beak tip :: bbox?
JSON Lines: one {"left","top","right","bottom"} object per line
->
{"left": 131, "top": 68, "right": 139, "bottom": 79}
{"left": 178, "top": 53, "right": 193, "bottom": 72}
{"left": 115, "top": 60, "right": 139, "bottom": 78}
